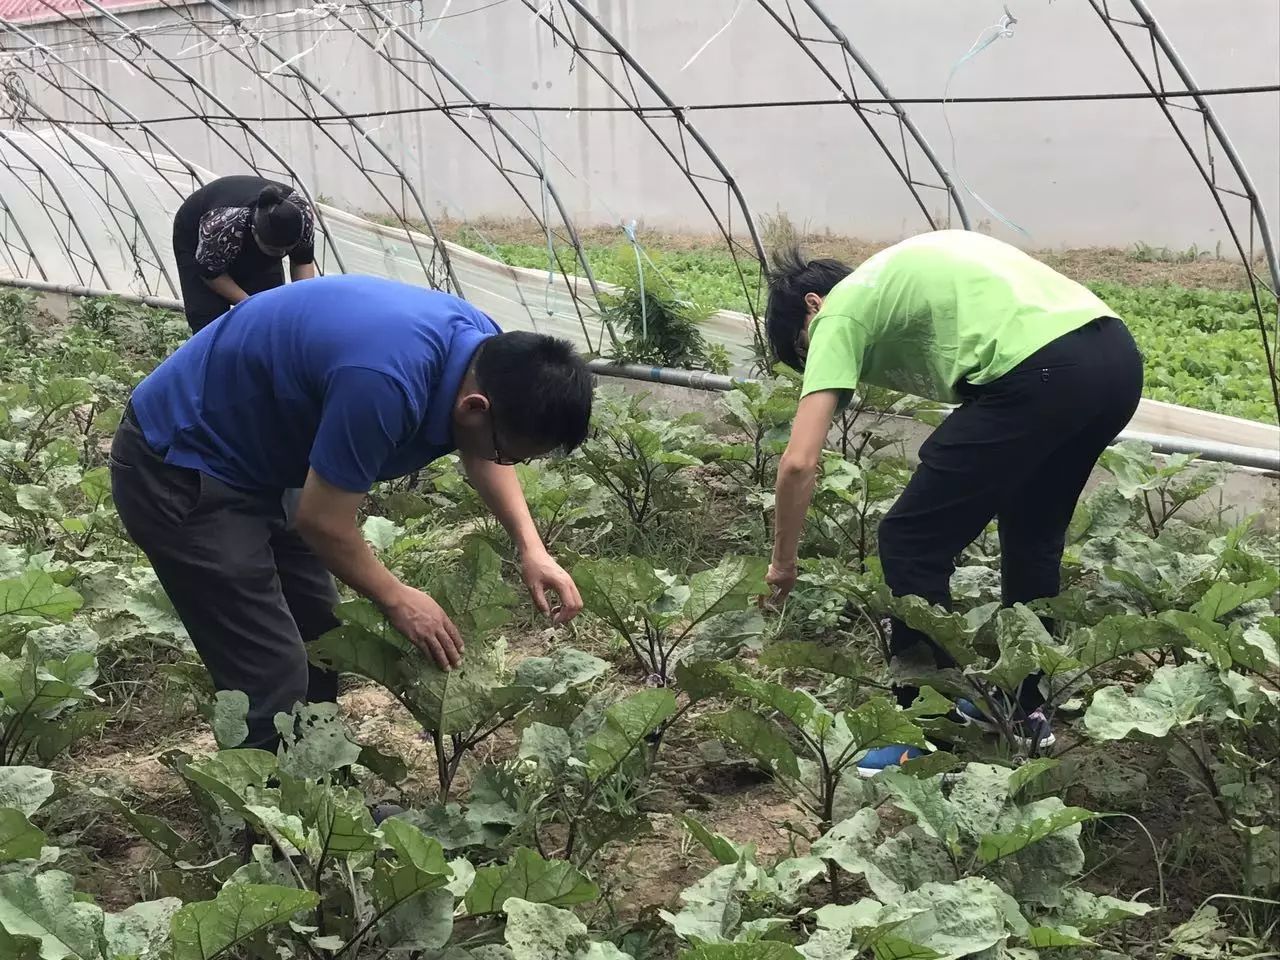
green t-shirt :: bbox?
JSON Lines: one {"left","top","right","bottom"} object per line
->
{"left": 800, "top": 230, "right": 1116, "bottom": 404}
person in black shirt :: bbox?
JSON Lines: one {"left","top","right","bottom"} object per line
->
{"left": 172, "top": 175, "right": 318, "bottom": 332}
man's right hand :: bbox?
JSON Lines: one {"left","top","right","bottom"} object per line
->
{"left": 382, "top": 585, "right": 464, "bottom": 671}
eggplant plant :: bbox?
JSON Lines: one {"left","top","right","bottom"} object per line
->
{"left": 573, "top": 553, "right": 766, "bottom": 687}
{"left": 310, "top": 539, "right": 609, "bottom": 801}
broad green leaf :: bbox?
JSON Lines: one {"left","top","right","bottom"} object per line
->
{"left": 950, "top": 764, "right": 1012, "bottom": 841}
{"left": 757, "top": 641, "right": 867, "bottom": 680}
{"left": 1157, "top": 610, "right": 1231, "bottom": 669}
{"left": 434, "top": 540, "right": 518, "bottom": 635}
{"left": 102, "top": 898, "right": 182, "bottom": 960}
{"left": 0, "top": 871, "right": 102, "bottom": 960}
{"left": 361, "top": 515, "right": 402, "bottom": 551}
{"left": 682, "top": 556, "right": 767, "bottom": 629}
{"left": 1083, "top": 662, "right": 1230, "bottom": 741}
{"left": 24, "top": 623, "right": 99, "bottom": 660}
{"left": 573, "top": 557, "right": 665, "bottom": 640}
{"left": 0, "top": 648, "right": 98, "bottom": 716}
{"left": 372, "top": 821, "right": 452, "bottom": 918}
{"left": 357, "top": 743, "right": 407, "bottom": 784}
{"left": 845, "top": 697, "right": 926, "bottom": 753}
{"left": 880, "top": 771, "right": 958, "bottom": 850}
{"left": 209, "top": 690, "right": 249, "bottom": 750}
{"left": 681, "top": 816, "right": 751, "bottom": 866}
{"left": 501, "top": 898, "right": 592, "bottom": 960}
{"left": 397, "top": 803, "right": 488, "bottom": 851}
{"left": 1069, "top": 614, "right": 1181, "bottom": 668}
{"left": 673, "top": 660, "right": 733, "bottom": 701}
{"left": 310, "top": 785, "right": 379, "bottom": 858}
{"left": 683, "top": 608, "right": 766, "bottom": 661}
{"left": 273, "top": 703, "right": 362, "bottom": 779}
{"left": 950, "top": 565, "right": 1001, "bottom": 602}
{"left": 978, "top": 806, "right": 1096, "bottom": 862}
{"left": 415, "top": 641, "right": 506, "bottom": 735}
{"left": 121, "top": 579, "right": 188, "bottom": 640}
{"left": 719, "top": 669, "right": 819, "bottom": 729}
{"left": 0, "top": 926, "right": 41, "bottom": 960}
{"left": 31, "top": 710, "right": 107, "bottom": 764}
{"left": 1052, "top": 888, "right": 1155, "bottom": 935}
{"left": 0, "top": 809, "right": 44, "bottom": 863}
{"left": 170, "top": 883, "right": 319, "bottom": 960}
{"left": 1023, "top": 924, "right": 1094, "bottom": 947}
{"left": 659, "top": 858, "right": 756, "bottom": 944}
{"left": 680, "top": 946, "right": 803, "bottom": 959}
{"left": 78, "top": 467, "right": 111, "bottom": 508}
{"left": 243, "top": 804, "right": 307, "bottom": 854}
{"left": 870, "top": 877, "right": 1026, "bottom": 958}
{"left": 518, "top": 722, "right": 573, "bottom": 778}
{"left": 15, "top": 486, "right": 62, "bottom": 518}
{"left": 764, "top": 856, "right": 825, "bottom": 904}
{"left": 514, "top": 648, "right": 609, "bottom": 696}
{"left": 801, "top": 899, "right": 888, "bottom": 958}
{"left": 466, "top": 847, "right": 597, "bottom": 915}
{"left": 810, "top": 809, "right": 901, "bottom": 901}
{"left": 182, "top": 749, "right": 278, "bottom": 814}
{"left": 34, "top": 378, "right": 93, "bottom": 413}
{"left": 374, "top": 888, "right": 454, "bottom": 953}
{"left": 1006, "top": 758, "right": 1059, "bottom": 796}
{"left": 897, "top": 751, "right": 963, "bottom": 780}
{"left": 870, "top": 938, "right": 941, "bottom": 960}
{"left": 0, "top": 573, "right": 82, "bottom": 621}
{"left": 308, "top": 625, "right": 411, "bottom": 697}
{"left": 382, "top": 818, "right": 450, "bottom": 876}
{"left": 889, "top": 596, "right": 985, "bottom": 667}
{"left": 0, "top": 768, "right": 54, "bottom": 817}
{"left": 972, "top": 605, "right": 1047, "bottom": 692}
{"left": 1067, "top": 483, "right": 1132, "bottom": 543}
{"left": 1190, "top": 576, "right": 1278, "bottom": 622}
{"left": 868, "top": 826, "right": 953, "bottom": 900}
{"left": 708, "top": 708, "right": 800, "bottom": 780}
{"left": 905, "top": 686, "right": 953, "bottom": 719}
{"left": 584, "top": 688, "right": 676, "bottom": 781}
{"left": 1228, "top": 621, "right": 1280, "bottom": 673}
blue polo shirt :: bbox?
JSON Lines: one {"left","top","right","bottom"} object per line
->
{"left": 130, "top": 275, "right": 500, "bottom": 492}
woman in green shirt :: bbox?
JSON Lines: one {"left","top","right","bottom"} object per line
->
{"left": 762, "top": 230, "right": 1143, "bottom": 774}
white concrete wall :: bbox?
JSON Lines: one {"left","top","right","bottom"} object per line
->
{"left": 6, "top": 0, "right": 1278, "bottom": 251}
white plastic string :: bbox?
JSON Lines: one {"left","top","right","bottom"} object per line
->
{"left": 623, "top": 218, "right": 647, "bottom": 340}
{"left": 942, "top": 5, "right": 1030, "bottom": 238}
{"left": 681, "top": 0, "right": 745, "bottom": 72}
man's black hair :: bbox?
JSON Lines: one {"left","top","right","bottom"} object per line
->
{"left": 474, "top": 332, "right": 594, "bottom": 453}
{"left": 764, "top": 244, "right": 853, "bottom": 371}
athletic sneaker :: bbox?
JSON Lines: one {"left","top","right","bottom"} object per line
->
{"left": 955, "top": 698, "right": 1056, "bottom": 749}
{"left": 856, "top": 744, "right": 925, "bottom": 778}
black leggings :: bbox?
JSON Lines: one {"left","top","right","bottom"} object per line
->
{"left": 879, "top": 316, "right": 1144, "bottom": 707}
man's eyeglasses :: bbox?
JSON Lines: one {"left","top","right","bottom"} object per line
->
{"left": 488, "top": 407, "right": 522, "bottom": 466}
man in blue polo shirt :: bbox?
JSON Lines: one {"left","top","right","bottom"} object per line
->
{"left": 109, "top": 274, "right": 593, "bottom": 749}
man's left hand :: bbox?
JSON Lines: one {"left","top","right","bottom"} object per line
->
{"left": 521, "top": 548, "right": 583, "bottom": 625}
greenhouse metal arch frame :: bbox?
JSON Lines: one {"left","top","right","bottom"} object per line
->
{"left": 1088, "top": 0, "right": 1280, "bottom": 421}
{"left": 754, "top": 0, "right": 970, "bottom": 232}
{"left": 169, "top": 0, "right": 459, "bottom": 294}
{"left": 21, "top": 0, "right": 350, "bottom": 274}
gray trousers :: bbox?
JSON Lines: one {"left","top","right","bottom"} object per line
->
{"left": 110, "top": 409, "right": 340, "bottom": 749}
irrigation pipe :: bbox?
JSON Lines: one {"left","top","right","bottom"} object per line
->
{"left": 4, "top": 275, "right": 1277, "bottom": 473}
